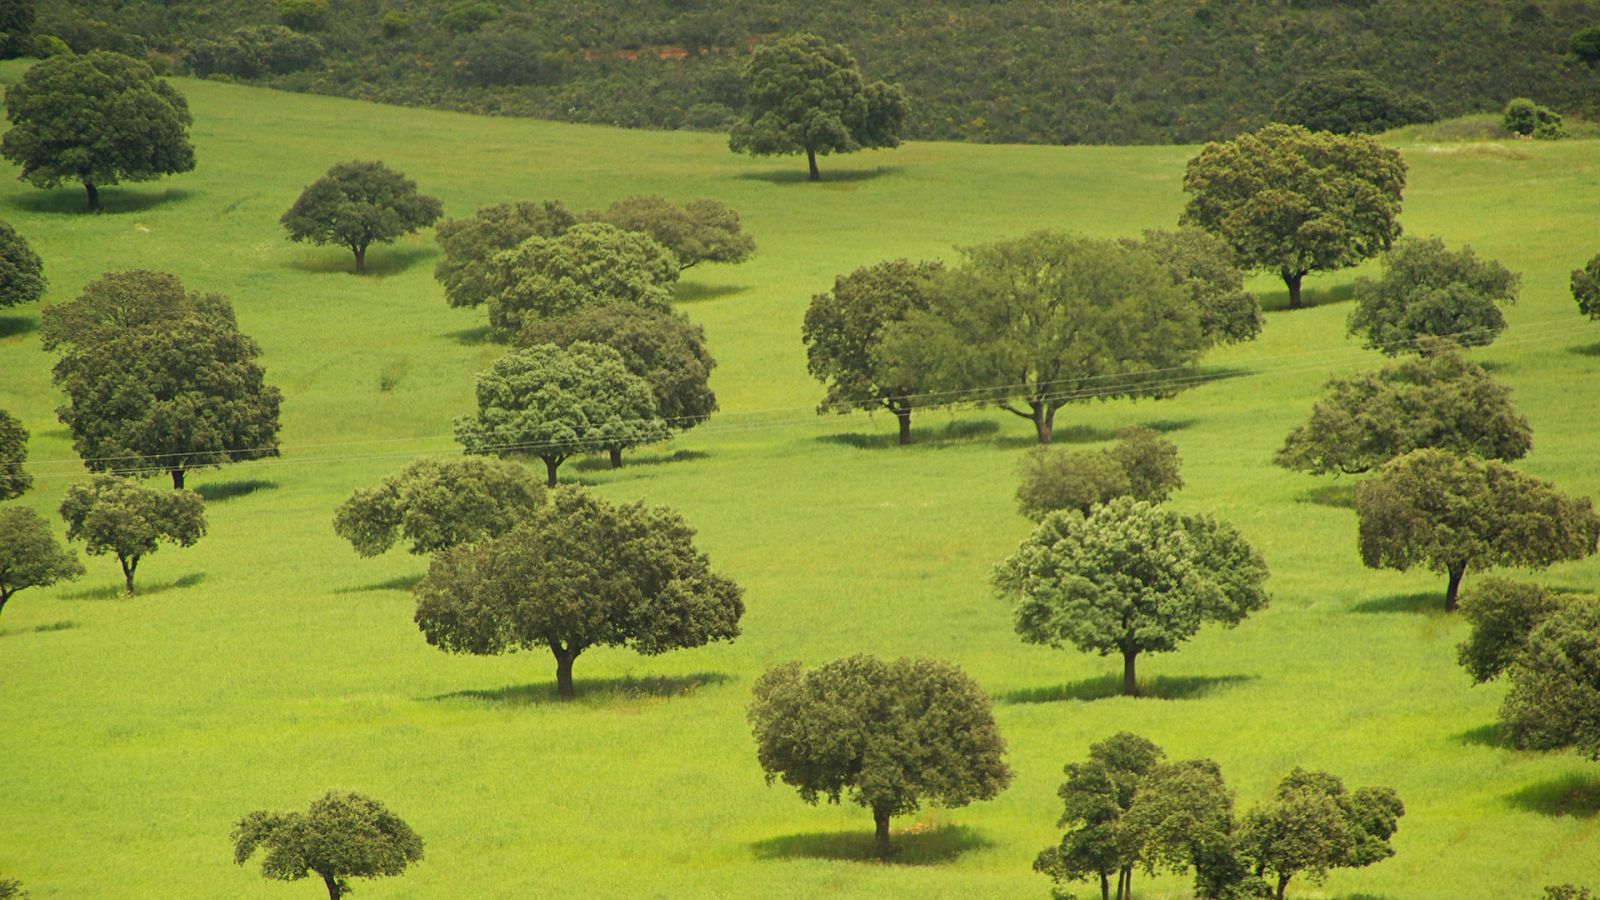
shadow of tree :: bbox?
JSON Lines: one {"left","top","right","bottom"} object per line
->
{"left": 1259, "top": 281, "right": 1358, "bottom": 313}
{"left": 750, "top": 823, "right": 993, "bottom": 866}
{"left": 1569, "top": 341, "right": 1600, "bottom": 358}
{"left": 0, "top": 314, "right": 37, "bottom": 340}
{"left": 1454, "top": 724, "right": 1508, "bottom": 748}
{"left": 1000, "top": 673, "right": 1256, "bottom": 704}
{"left": 675, "top": 282, "right": 747, "bottom": 303}
{"left": 287, "top": 244, "right": 438, "bottom": 277}
{"left": 0, "top": 620, "right": 79, "bottom": 639}
{"left": 1351, "top": 591, "right": 1444, "bottom": 615}
{"left": 1298, "top": 483, "right": 1357, "bottom": 508}
{"left": 193, "top": 479, "right": 278, "bottom": 502}
{"left": 736, "top": 165, "right": 903, "bottom": 185}
{"left": 816, "top": 419, "right": 1000, "bottom": 451}
{"left": 446, "top": 324, "right": 497, "bottom": 345}
{"left": 572, "top": 448, "right": 710, "bottom": 472}
{"left": 1507, "top": 773, "right": 1600, "bottom": 818}
{"left": 61, "top": 572, "right": 205, "bottom": 600}
{"left": 426, "top": 671, "right": 733, "bottom": 707}
{"left": 335, "top": 573, "right": 425, "bottom": 594}
{"left": 5, "top": 186, "right": 194, "bottom": 215}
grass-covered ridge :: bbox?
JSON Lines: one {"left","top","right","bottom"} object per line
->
{"left": 2, "top": 68, "right": 1600, "bottom": 897}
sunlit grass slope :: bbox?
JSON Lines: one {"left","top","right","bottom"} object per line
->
{"left": 1, "top": 66, "right": 1599, "bottom": 897}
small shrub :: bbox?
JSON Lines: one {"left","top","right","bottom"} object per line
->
{"left": 1504, "top": 97, "right": 1566, "bottom": 139}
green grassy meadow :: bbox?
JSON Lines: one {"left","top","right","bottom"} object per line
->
{"left": 3, "top": 65, "right": 1600, "bottom": 898}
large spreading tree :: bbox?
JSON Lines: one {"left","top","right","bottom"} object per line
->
{"left": 233, "top": 791, "right": 423, "bottom": 900}
{"left": 281, "top": 160, "right": 443, "bottom": 273}
{"left": 729, "top": 32, "right": 908, "bottom": 182}
{"left": 880, "top": 232, "right": 1206, "bottom": 444}
{"left": 481, "top": 222, "right": 678, "bottom": 337}
{"left": 333, "top": 456, "right": 544, "bottom": 557}
{"left": 1355, "top": 449, "right": 1600, "bottom": 611}
{"left": 0, "top": 506, "right": 83, "bottom": 620}
{"left": 413, "top": 485, "right": 744, "bottom": 699}
{"left": 589, "top": 195, "right": 756, "bottom": 270}
{"left": 59, "top": 475, "right": 206, "bottom": 594}
{"left": 1, "top": 51, "right": 195, "bottom": 212}
{"left": 0, "top": 410, "right": 29, "bottom": 500}
{"left": 434, "top": 200, "right": 575, "bottom": 310}
{"left": 1347, "top": 236, "right": 1520, "bottom": 353}
{"left": 0, "top": 221, "right": 45, "bottom": 310}
{"left": 1181, "top": 123, "right": 1406, "bottom": 310}
{"left": 802, "top": 259, "right": 944, "bottom": 445}
{"left": 994, "top": 497, "right": 1269, "bottom": 696}
{"left": 748, "top": 654, "right": 1011, "bottom": 858}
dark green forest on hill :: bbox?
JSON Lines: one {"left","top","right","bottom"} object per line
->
{"left": 30, "top": 0, "right": 1600, "bottom": 144}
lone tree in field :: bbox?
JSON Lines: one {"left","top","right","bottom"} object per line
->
{"left": 0, "top": 410, "right": 30, "bottom": 500}
{"left": 995, "top": 497, "right": 1269, "bottom": 697}
{"left": 1571, "top": 253, "right": 1600, "bottom": 320}
{"left": 589, "top": 195, "right": 756, "bottom": 270}
{"left": 1355, "top": 449, "right": 1600, "bottom": 611}
{"left": 1234, "top": 769, "right": 1405, "bottom": 900}
{"left": 281, "top": 161, "right": 443, "bottom": 273}
{"left": 802, "top": 259, "right": 944, "bottom": 445}
{"left": 59, "top": 475, "right": 205, "bottom": 594}
{"left": 483, "top": 222, "right": 678, "bottom": 337}
{"left": 1348, "top": 237, "right": 1520, "bottom": 354}
{"left": 233, "top": 791, "right": 423, "bottom": 900}
{"left": 1121, "top": 228, "right": 1261, "bottom": 346}
{"left": 414, "top": 486, "right": 743, "bottom": 699}
{"left": 1276, "top": 346, "right": 1532, "bottom": 476}
{"left": 434, "top": 200, "right": 575, "bottom": 310}
{"left": 1016, "top": 426, "right": 1183, "bottom": 520}
{"left": 1181, "top": 123, "right": 1406, "bottom": 310}
{"left": 0, "top": 506, "right": 83, "bottom": 620}
{"left": 881, "top": 232, "right": 1205, "bottom": 444}
{"left": 44, "top": 271, "right": 282, "bottom": 489}
{"left": 333, "top": 456, "right": 544, "bottom": 557}
{"left": 518, "top": 304, "right": 718, "bottom": 431}
{"left": 748, "top": 654, "right": 1011, "bottom": 858}
{"left": 454, "top": 342, "right": 667, "bottom": 483}
{"left": 0, "top": 222, "right": 45, "bottom": 310}
{"left": 1, "top": 51, "right": 195, "bottom": 212}
{"left": 729, "top": 32, "right": 908, "bottom": 182}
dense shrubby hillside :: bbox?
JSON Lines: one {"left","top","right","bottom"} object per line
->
{"left": 30, "top": 0, "right": 1600, "bottom": 142}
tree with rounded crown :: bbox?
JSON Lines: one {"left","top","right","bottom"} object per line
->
{"left": 0, "top": 410, "right": 30, "bottom": 500}
{"left": 434, "top": 200, "right": 575, "bottom": 310}
{"left": 748, "top": 654, "right": 1011, "bottom": 859}
{"left": 0, "top": 506, "right": 83, "bottom": 620}
{"left": 1182, "top": 124, "right": 1405, "bottom": 311}
{"left": 413, "top": 485, "right": 743, "bottom": 700}
{"left": 589, "top": 195, "right": 756, "bottom": 270}
{"left": 454, "top": 342, "right": 667, "bottom": 484}
{"left": 994, "top": 497, "right": 1269, "bottom": 697}
{"left": 333, "top": 456, "right": 543, "bottom": 557}
{"left": 0, "top": 222, "right": 44, "bottom": 310}
{"left": 1456, "top": 578, "right": 1568, "bottom": 685}
{"left": 282, "top": 161, "right": 442, "bottom": 273}
{"left": 1499, "top": 599, "right": 1600, "bottom": 758}
{"left": 232, "top": 791, "right": 423, "bottom": 900}
{"left": 1, "top": 51, "right": 195, "bottom": 212}
{"left": 1016, "top": 426, "right": 1183, "bottom": 521}
{"left": 1234, "top": 769, "right": 1404, "bottom": 900}
{"left": 1571, "top": 253, "right": 1600, "bottom": 321}
{"left": 483, "top": 222, "right": 677, "bottom": 337}
{"left": 729, "top": 32, "right": 908, "bottom": 182}
{"left": 1347, "top": 237, "right": 1520, "bottom": 354}
{"left": 59, "top": 475, "right": 205, "bottom": 594}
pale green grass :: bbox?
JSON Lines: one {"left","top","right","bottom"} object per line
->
{"left": 2, "top": 65, "right": 1600, "bottom": 898}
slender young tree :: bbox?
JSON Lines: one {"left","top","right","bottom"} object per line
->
{"left": 1234, "top": 770, "right": 1404, "bottom": 900}
{"left": 59, "top": 475, "right": 205, "bottom": 594}
{"left": 233, "top": 791, "right": 423, "bottom": 900}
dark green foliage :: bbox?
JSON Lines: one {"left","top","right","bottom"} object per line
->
{"left": 181, "top": 25, "right": 323, "bottom": 79}
{"left": 588, "top": 194, "right": 755, "bottom": 270}
{"left": 748, "top": 654, "right": 1011, "bottom": 858}
{"left": 281, "top": 160, "right": 443, "bottom": 273}
{"left": 450, "top": 29, "right": 565, "bottom": 87}
{"left": 1276, "top": 347, "right": 1532, "bottom": 475}
{"left": 45, "top": 271, "right": 282, "bottom": 489}
{"left": 516, "top": 304, "right": 717, "bottom": 430}
{"left": 1016, "top": 427, "right": 1183, "bottom": 520}
{"left": 994, "top": 497, "right": 1269, "bottom": 696}
{"left": 0, "top": 50, "right": 194, "bottom": 212}
{"left": 1572, "top": 253, "right": 1600, "bottom": 319}
{"left": 0, "top": 410, "right": 29, "bottom": 500}
{"left": 1234, "top": 769, "right": 1404, "bottom": 900}
{"left": 1107, "top": 427, "right": 1184, "bottom": 505}
{"left": 880, "top": 232, "right": 1204, "bottom": 444}
{"left": 0, "top": 0, "right": 34, "bottom": 58}
{"left": 434, "top": 200, "right": 576, "bottom": 310}
{"left": 1504, "top": 97, "right": 1566, "bottom": 139}
{"left": 1348, "top": 237, "right": 1520, "bottom": 353}
{"left": 0, "top": 221, "right": 45, "bottom": 309}
{"left": 232, "top": 791, "right": 422, "bottom": 900}
{"left": 271, "top": 0, "right": 327, "bottom": 32}
{"left": 1457, "top": 578, "right": 1567, "bottom": 684}
{"left": 0, "top": 506, "right": 83, "bottom": 619}
{"left": 1355, "top": 449, "right": 1600, "bottom": 611}
{"left": 414, "top": 485, "right": 743, "bottom": 699}
{"left": 1122, "top": 228, "right": 1261, "bottom": 347}
{"left": 728, "top": 32, "right": 907, "bottom": 181}
{"left": 481, "top": 222, "right": 677, "bottom": 336}
{"left": 1274, "top": 69, "right": 1437, "bottom": 135}
{"left": 59, "top": 475, "right": 205, "bottom": 594}
{"left": 1546, "top": 887, "right": 1599, "bottom": 900}
{"left": 1500, "top": 600, "right": 1600, "bottom": 758}
{"left": 333, "top": 457, "right": 544, "bottom": 557}
{"left": 453, "top": 342, "right": 668, "bottom": 485}
{"left": 1182, "top": 124, "right": 1406, "bottom": 310}
{"left": 1573, "top": 25, "right": 1600, "bottom": 63}
{"left": 802, "top": 258, "right": 943, "bottom": 445}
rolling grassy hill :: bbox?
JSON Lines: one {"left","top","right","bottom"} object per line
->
{"left": 2, "top": 66, "right": 1600, "bottom": 897}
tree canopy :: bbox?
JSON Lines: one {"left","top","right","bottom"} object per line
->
{"left": 1347, "top": 236, "right": 1520, "bottom": 354}
{"left": 413, "top": 485, "right": 743, "bottom": 699}
{"left": 1456, "top": 578, "right": 1568, "bottom": 685}
{"left": 1274, "top": 69, "right": 1437, "bottom": 135}
{"left": 994, "top": 497, "right": 1269, "bottom": 696}
{"left": 802, "top": 258, "right": 944, "bottom": 445}
{"left": 729, "top": 32, "right": 908, "bottom": 181}
{"left": 1121, "top": 228, "right": 1261, "bottom": 346}
{"left": 1355, "top": 449, "right": 1600, "bottom": 611}
{"left": 434, "top": 199, "right": 575, "bottom": 310}
{"left": 589, "top": 195, "right": 756, "bottom": 270}
{"left": 482, "top": 222, "right": 678, "bottom": 336}
{"left": 1276, "top": 346, "right": 1532, "bottom": 475}
{"left": 1234, "top": 769, "right": 1405, "bottom": 900}
{"left": 1, "top": 50, "right": 195, "bottom": 211}
{"left": 880, "top": 232, "right": 1205, "bottom": 444}
{"left": 281, "top": 160, "right": 443, "bottom": 273}
{"left": 1571, "top": 253, "right": 1600, "bottom": 321}
{"left": 0, "top": 221, "right": 44, "bottom": 310}
{"left": 0, "top": 410, "right": 29, "bottom": 500}
{"left": 454, "top": 342, "right": 667, "bottom": 484}
{"left": 232, "top": 791, "right": 423, "bottom": 900}
{"left": 59, "top": 475, "right": 205, "bottom": 594}
{"left": 748, "top": 654, "right": 1011, "bottom": 858}
{"left": 332, "top": 456, "right": 544, "bottom": 557}
{"left": 1499, "top": 599, "right": 1600, "bottom": 759}
{"left": 1181, "top": 123, "right": 1406, "bottom": 310}
{"left": 1016, "top": 426, "right": 1183, "bottom": 520}
{"left": 0, "top": 506, "right": 83, "bottom": 619}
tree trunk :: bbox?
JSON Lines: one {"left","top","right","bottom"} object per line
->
{"left": 84, "top": 181, "right": 100, "bottom": 213}
{"left": 1099, "top": 872, "right": 1110, "bottom": 900}
{"left": 1283, "top": 270, "right": 1304, "bottom": 310}
{"left": 1275, "top": 873, "right": 1290, "bottom": 900}
{"left": 1116, "top": 867, "right": 1129, "bottom": 900}
{"left": 321, "top": 872, "right": 342, "bottom": 900}
{"left": 807, "top": 147, "right": 820, "bottom": 182}
{"left": 353, "top": 245, "right": 366, "bottom": 273}
{"left": 552, "top": 643, "right": 579, "bottom": 699}
{"left": 1034, "top": 404, "right": 1053, "bottom": 444}
{"left": 894, "top": 407, "right": 912, "bottom": 445}
{"left": 1122, "top": 648, "right": 1139, "bottom": 697}
{"left": 609, "top": 447, "right": 623, "bottom": 469}
{"left": 873, "top": 806, "right": 891, "bottom": 859}
{"left": 1122, "top": 866, "right": 1134, "bottom": 899}
{"left": 120, "top": 555, "right": 138, "bottom": 595}
{"left": 170, "top": 468, "right": 185, "bottom": 490}
{"left": 0, "top": 589, "right": 11, "bottom": 620}
{"left": 541, "top": 455, "right": 561, "bottom": 487}
{"left": 1445, "top": 563, "right": 1467, "bottom": 612}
